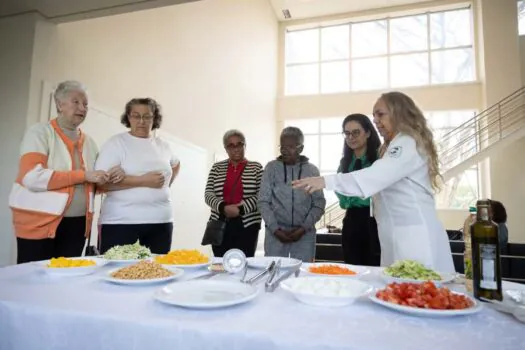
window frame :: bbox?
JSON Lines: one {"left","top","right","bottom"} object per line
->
{"left": 284, "top": 7, "right": 476, "bottom": 96}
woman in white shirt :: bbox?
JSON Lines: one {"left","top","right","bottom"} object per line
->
{"left": 293, "top": 92, "right": 455, "bottom": 273}
{"left": 95, "top": 98, "right": 180, "bottom": 254}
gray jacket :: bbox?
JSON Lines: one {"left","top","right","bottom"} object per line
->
{"left": 258, "top": 156, "right": 326, "bottom": 233}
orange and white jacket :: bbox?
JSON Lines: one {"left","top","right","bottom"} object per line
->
{"left": 9, "top": 118, "right": 99, "bottom": 240}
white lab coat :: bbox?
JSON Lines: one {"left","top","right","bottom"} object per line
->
{"left": 324, "top": 133, "right": 455, "bottom": 273}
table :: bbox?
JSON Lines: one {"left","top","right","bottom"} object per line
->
{"left": 0, "top": 262, "right": 523, "bottom": 350}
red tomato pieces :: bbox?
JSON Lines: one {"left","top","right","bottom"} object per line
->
{"left": 376, "top": 282, "right": 474, "bottom": 310}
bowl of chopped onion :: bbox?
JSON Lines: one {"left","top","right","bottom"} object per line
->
{"left": 281, "top": 276, "right": 373, "bottom": 307}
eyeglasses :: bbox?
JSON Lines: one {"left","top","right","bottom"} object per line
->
{"left": 279, "top": 144, "right": 302, "bottom": 151}
{"left": 129, "top": 114, "right": 154, "bottom": 123}
{"left": 226, "top": 142, "right": 245, "bottom": 150}
{"left": 342, "top": 129, "right": 362, "bottom": 139}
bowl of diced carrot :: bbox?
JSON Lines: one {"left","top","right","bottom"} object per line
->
{"left": 300, "top": 262, "right": 370, "bottom": 279}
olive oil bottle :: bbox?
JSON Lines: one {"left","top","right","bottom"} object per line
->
{"left": 470, "top": 199, "right": 502, "bottom": 301}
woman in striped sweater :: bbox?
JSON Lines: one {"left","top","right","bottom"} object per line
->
{"left": 204, "top": 130, "right": 263, "bottom": 257}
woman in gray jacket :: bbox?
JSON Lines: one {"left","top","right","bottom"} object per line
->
{"left": 258, "top": 127, "right": 326, "bottom": 262}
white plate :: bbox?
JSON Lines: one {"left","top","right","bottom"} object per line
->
{"left": 35, "top": 257, "right": 107, "bottom": 276}
{"left": 280, "top": 276, "right": 373, "bottom": 307}
{"left": 301, "top": 263, "right": 370, "bottom": 279}
{"left": 380, "top": 269, "right": 456, "bottom": 286}
{"left": 247, "top": 256, "right": 302, "bottom": 270}
{"left": 154, "top": 280, "right": 259, "bottom": 309}
{"left": 369, "top": 293, "right": 482, "bottom": 317}
{"left": 103, "top": 267, "right": 184, "bottom": 285}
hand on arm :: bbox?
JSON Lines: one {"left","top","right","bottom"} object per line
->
{"left": 107, "top": 165, "right": 125, "bottom": 184}
{"left": 99, "top": 171, "right": 165, "bottom": 191}
{"left": 85, "top": 170, "right": 110, "bottom": 185}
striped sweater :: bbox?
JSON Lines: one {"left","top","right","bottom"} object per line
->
{"left": 204, "top": 159, "right": 263, "bottom": 228}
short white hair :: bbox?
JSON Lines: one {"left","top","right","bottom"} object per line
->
{"left": 54, "top": 80, "right": 88, "bottom": 104}
{"left": 223, "top": 129, "right": 246, "bottom": 147}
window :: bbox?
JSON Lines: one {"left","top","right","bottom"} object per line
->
{"left": 284, "top": 7, "right": 475, "bottom": 95}
{"left": 284, "top": 117, "right": 354, "bottom": 205}
{"left": 427, "top": 110, "right": 480, "bottom": 209}
{"left": 519, "top": 1, "right": 525, "bottom": 35}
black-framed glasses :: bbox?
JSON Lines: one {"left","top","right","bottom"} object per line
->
{"left": 226, "top": 142, "right": 245, "bottom": 150}
{"left": 342, "top": 129, "right": 362, "bottom": 139}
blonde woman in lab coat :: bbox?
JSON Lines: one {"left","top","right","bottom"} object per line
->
{"left": 292, "top": 92, "right": 455, "bottom": 273}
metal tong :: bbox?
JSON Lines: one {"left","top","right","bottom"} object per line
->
{"left": 265, "top": 262, "right": 302, "bottom": 292}
{"left": 242, "top": 260, "right": 276, "bottom": 285}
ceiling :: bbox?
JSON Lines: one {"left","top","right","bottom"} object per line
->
{"left": 0, "top": 0, "right": 200, "bottom": 23}
{"left": 269, "top": 0, "right": 438, "bottom": 21}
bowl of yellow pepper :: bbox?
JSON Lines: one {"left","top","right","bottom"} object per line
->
{"left": 154, "top": 249, "right": 211, "bottom": 269}
{"left": 36, "top": 257, "right": 107, "bottom": 276}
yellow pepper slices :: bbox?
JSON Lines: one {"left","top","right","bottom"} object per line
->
{"left": 47, "top": 257, "right": 96, "bottom": 268}
{"left": 154, "top": 249, "right": 209, "bottom": 265}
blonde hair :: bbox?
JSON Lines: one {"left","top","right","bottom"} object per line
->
{"left": 379, "top": 91, "right": 441, "bottom": 191}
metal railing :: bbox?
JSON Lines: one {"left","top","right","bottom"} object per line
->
{"left": 316, "top": 202, "right": 343, "bottom": 229}
{"left": 439, "top": 86, "right": 525, "bottom": 173}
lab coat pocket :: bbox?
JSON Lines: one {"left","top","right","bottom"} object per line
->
{"left": 392, "top": 225, "right": 433, "bottom": 268}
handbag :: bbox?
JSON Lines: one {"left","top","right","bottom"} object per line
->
{"left": 201, "top": 167, "right": 245, "bottom": 246}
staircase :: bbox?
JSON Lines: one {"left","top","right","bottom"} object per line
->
{"left": 440, "top": 87, "right": 525, "bottom": 181}
{"left": 318, "top": 86, "right": 525, "bottom": 230}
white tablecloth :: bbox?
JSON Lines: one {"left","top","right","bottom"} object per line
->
{"left": 0, "top": 262, "right": 523, "bottom": 350}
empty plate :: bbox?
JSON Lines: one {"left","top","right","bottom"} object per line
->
{"left": 154, "top": 280, "right": 259, "bottom": 309}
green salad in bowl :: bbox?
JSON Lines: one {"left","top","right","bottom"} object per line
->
{"left": 103, "top": 240, "right": 152, "bottom": 261}
{"left": 384, "top": 260, "right": 442, "bottom": 281}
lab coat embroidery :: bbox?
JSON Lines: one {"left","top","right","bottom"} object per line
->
{"left": 388, "top": 146, "right": 402, "bottom": 158}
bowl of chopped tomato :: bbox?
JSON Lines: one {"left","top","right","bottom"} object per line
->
{"left": 300, "top": 263, "right": 370, "bottom": 279}
{"left": 369, "top": 281, "right": 482, "bottom": 317}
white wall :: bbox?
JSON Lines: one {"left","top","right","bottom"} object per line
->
{"left": 48, "top": 0, "right": 278, "bottom": 164}
{"left": 0, "top": 13, "right": 41, "bottom": 266}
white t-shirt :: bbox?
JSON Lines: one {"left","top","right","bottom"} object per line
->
{"left": 95, "top": 132, "right": 180, "bottom": 224}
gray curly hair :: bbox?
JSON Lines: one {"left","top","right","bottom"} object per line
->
{"left": 281, "top": 126, "right": 304, "bottom": 145}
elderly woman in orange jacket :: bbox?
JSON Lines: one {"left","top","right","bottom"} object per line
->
{"left": 9, "top": 80, "right": 122, "bottom": 264}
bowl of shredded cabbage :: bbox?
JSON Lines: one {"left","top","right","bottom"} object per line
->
{"left": 103, "top": 241, "right": 152, "bottom": 264}
{"left": 382, "top": 260, "right": 455, "bottom": 285}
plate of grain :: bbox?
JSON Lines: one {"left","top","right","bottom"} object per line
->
{"left": 103, "top": 260, "right": 184, "bottom": 285}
